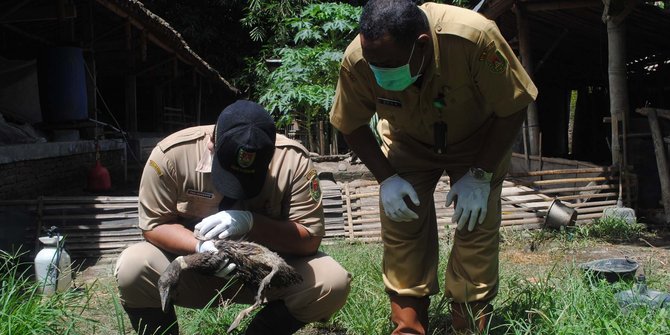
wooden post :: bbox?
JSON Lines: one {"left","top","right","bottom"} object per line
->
{"left": 331, "top": 125, "right": 339, "bottom": 155}
{"left": 87, "top": 0, "right": 98, "bottom": 123}
{"left": 605, "top": 19, "right": 625, "bottom": 167}
{"left": 319, "top": 121, "right": 325, "bottom": 155}
{"left": 646, "top": 109, "right": 670, "bottom": 223}
{"left": 515, "top": 2, "right": 540, "bottom": 156}
{"left": 125, "top": 20, "right": 137, "bottom": 132}
{"left": 344, "top": 183, "right": 354, "bottom": 241}
{"left": 603, "top": 0, "right": 636, "bottom": 167}
{"left": 196, "top": 75, "right": 202, "bottom": 125}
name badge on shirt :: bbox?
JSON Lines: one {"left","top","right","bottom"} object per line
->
{"left": 186, "top": 189, "right": 214, "bottom": 199}
{"left": 377, "top": 97, "right": 402, "bottom": 108}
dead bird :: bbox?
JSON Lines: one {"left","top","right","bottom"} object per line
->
{"left": 157, "top": 239, "right": 302, "bottom": 332}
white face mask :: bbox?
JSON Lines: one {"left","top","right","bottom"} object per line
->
{"left": 369, "top": 40, "right": 425, "bottom": 91}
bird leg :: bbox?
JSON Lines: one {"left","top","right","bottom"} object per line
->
{"left": 227, "top": 264, "right": 280, "bottom": 333}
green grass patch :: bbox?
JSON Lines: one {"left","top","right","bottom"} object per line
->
{"left": 3, "top": 231, "right": 669, "bottom": 334}
{"left": 0, "top": 250, "right": 96, "bottom": 335}
{"left": 576, "top": 217, "right": 645, "bottom": 241}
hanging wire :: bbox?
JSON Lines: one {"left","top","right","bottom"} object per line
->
{"left": 83, "top": 61, "right": 143, "bottom": 168}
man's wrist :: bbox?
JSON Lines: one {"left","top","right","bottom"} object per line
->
{"left": 469, "top": 167, "right": 493, "bottom": 182}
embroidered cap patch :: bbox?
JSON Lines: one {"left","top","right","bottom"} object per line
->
{"left": 237, "top": 148, "right": 256, "bottom": 168}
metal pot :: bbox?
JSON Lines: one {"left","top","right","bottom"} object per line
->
{"left": 544, "top": 198, "right": 577, "bottom": 229}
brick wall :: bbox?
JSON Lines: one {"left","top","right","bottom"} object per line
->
{"left": 0, "top": 150, "right": 127, "bottom": 200}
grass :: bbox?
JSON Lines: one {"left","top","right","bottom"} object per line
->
{"left": 0, "top": 250, "right": 97, "bottom": 335}
{"left": 2, "top": 217, "right": 669, "bottom": 334}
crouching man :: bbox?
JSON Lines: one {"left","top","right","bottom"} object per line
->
{"left": 115, "top": 100, "right": 352, "bottom": 335}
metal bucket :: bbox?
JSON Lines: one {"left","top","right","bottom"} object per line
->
{"left": 544, "top": 198, "right": 577, "bottom": 229}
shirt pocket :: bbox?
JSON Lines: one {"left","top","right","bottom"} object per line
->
{"left": 443, "top": 84, "right": 478, "bottom": 112}
{"left": 375, "top": 98, "right": 410, "bottom": 131}
{"left": 177, "top": 197, "right": 219, "bottom": 221}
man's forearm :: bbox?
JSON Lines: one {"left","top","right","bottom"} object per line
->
{"left": 475, "top": 110, "right": 526, "bottom": 172}
{"left": 343, "top": 125, "right": 396, "bottom": 183}
{"left": 247, "top": 214, "right": 321, "bottom": 256}
{"left": 143, "top": 223, "right": 200, "bottom": 255}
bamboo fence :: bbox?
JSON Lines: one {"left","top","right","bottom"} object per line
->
{"left": 0, "top": 166, "right": 625, "bottom": 258}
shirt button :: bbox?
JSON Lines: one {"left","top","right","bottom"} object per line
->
{"left": 436, "top": 24, "right": 442, "bottom": 32}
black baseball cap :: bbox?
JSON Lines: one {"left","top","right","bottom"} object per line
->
{"left": 212, "top": 100, "right": 276, "bottom": 200}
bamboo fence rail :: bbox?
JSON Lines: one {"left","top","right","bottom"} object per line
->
{"left": 0, "top": 166, "right": 625, "bottom": 257}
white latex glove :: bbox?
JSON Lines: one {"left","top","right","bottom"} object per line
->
{"left": 446, "top": 172, "right": 491, "bottom": 232}
{"left": 195, "top": 240, "right": 237, "bottom": 278}
{"left": 379, "top": 174, "right": 420, "bottom": 222}
{"left": 194, "top": 210, "right": 254, "bottom": 239}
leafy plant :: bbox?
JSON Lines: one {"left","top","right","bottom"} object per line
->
{"left": 576, "top": 217, "right": 644, "bottom": 241}
{"left": 250, "top": 3, "right": 361, "bottom": 151}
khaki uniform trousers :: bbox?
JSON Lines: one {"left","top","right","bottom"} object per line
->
{"left": 379, "top": 119, "right": 510, "bottom": 303}
{"left": 115, "top": 242, "right": 352, "bottom": 323}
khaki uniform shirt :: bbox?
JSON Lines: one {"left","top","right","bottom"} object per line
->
{"left": 330, "top": 3, "right": 538, "bottom": 146}
{"left": 138, "top": 125, "right": 324, "bottom": 237}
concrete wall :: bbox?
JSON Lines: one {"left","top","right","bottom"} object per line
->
{"left": 0, "top": 140, "right": 127, "bottom": 200}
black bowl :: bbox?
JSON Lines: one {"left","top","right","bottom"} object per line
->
{"left": 579, "top": 258, "right": 639, "bottom": 283}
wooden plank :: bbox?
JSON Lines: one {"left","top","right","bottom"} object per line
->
{"left": 33, "top": 222, "right": 139, "bottom": 231}
{"left": 40, "top": 213, "right": 138, "bottom": 220}
{"left": 41, "top": 196, "right": 138, "bottom": 203}
{"left": 509, "top": 167, "right": 614, "bottom": 177}
{"left": 38, "top": 203, "right": 137, "bottom": 210}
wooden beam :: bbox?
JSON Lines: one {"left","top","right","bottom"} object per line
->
{"left": 87, "top": 22, "right": 126, "bottom": 46}
{"left": 636, "top": 107, "right": 670, "bottom": 121}
{"left": 94, "top": 0, "right": 206, "bottom": 76}
{"left": 0, "top": 0, "right": 33, "bottom": 22}
{"left": 524, "top": 0, "right": 602, "bottom": 11}
{"left": 134, "top": 56, "right": 176, "bottom": 77}
{"left": 0, "top": 3, "right": 76, "bottom": 23}
{"left": 534, "top": 28, "right": 569, "bottom": 74}
{"left": 1, "top": 23, "right": 53, "bottom": 45}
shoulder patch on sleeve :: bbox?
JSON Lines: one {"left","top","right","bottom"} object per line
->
{"left": 148, "top": 159, "right": 164, "bottom": 177}
{"left": 309, "top": 173, "right": 321, "bottom": 202}
{"left": 484, "top": 49, "right": 508, "bottom": 74}
{"left": 305, "top": 169, "right": 317, "bottom": 182}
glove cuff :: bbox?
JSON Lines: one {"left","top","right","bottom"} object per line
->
{"left": 469, "top": 167, "right": 492, "bottom": 182}
{"left": 380, "top": 173, "right": 399, "bottom": 186}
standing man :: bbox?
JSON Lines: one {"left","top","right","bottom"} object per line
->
{"left": 330, "top": 1, "right": 537, "bottom": 334}
{"left": 116, "top": 100, "right": 351, "bottom": 335}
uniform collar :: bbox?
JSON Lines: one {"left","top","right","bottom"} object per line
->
{"left": 196, "top": 132, "right": 214, "bottom": 173}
